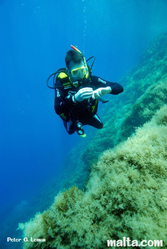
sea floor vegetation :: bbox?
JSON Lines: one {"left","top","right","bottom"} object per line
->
{"left": 19, "top": 105, "right": 167, "bottom": 249}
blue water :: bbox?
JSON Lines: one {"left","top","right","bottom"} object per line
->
{"left": 1, "top": 0, "right": 167, "bottom": 247}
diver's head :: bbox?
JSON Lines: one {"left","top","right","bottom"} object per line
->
{"left": 65, "top": 50, "right": 88, "bottom": 81}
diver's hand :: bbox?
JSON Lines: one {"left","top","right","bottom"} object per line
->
{"left": 92, "top": 86, "right": 111, "bottom": 99}
{"left": 73, "top": 87, "right": 93, "bottom": 102}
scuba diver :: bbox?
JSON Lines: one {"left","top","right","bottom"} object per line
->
{"left": 46, "top": 45, "right": 123, "bottom": 137}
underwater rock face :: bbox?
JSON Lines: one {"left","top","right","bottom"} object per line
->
{"left": 81, "top": 32, "right": 167, "bottom": 166}
{"left": 118, "top": 79, "right": 167, "bottom": 142}
{"left": 19, "top": 105, "right": 167, "bottom": 249}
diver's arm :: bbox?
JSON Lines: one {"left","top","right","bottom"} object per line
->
{"left": 91, "top": 76, "right": 124, "bottom": 95}
{"left": 54, "top": 87, "right": 82, "bottom": 114}
{"left": 54, "top": 89, "right": 69, "bottom": 115}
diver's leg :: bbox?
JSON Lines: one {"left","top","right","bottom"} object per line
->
{"left": 85, "top": 114, "right": 103, "bottom": 129}
{"left": 63, "top": 120, "right": 75, "bottom": 135}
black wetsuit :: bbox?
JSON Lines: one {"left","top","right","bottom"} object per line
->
{"left": 54, "top": 75, "right": 123, "bottom": 134}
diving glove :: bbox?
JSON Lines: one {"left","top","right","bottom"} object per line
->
{"left": 72, "top": 87, "right": 93, "bottom": 103}
{"left": 92, "top": 86, "right": 111, "bottom": 99}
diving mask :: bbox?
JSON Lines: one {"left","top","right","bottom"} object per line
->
{"left": 70, "top": 65, "right": 88, "bottom": 78}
